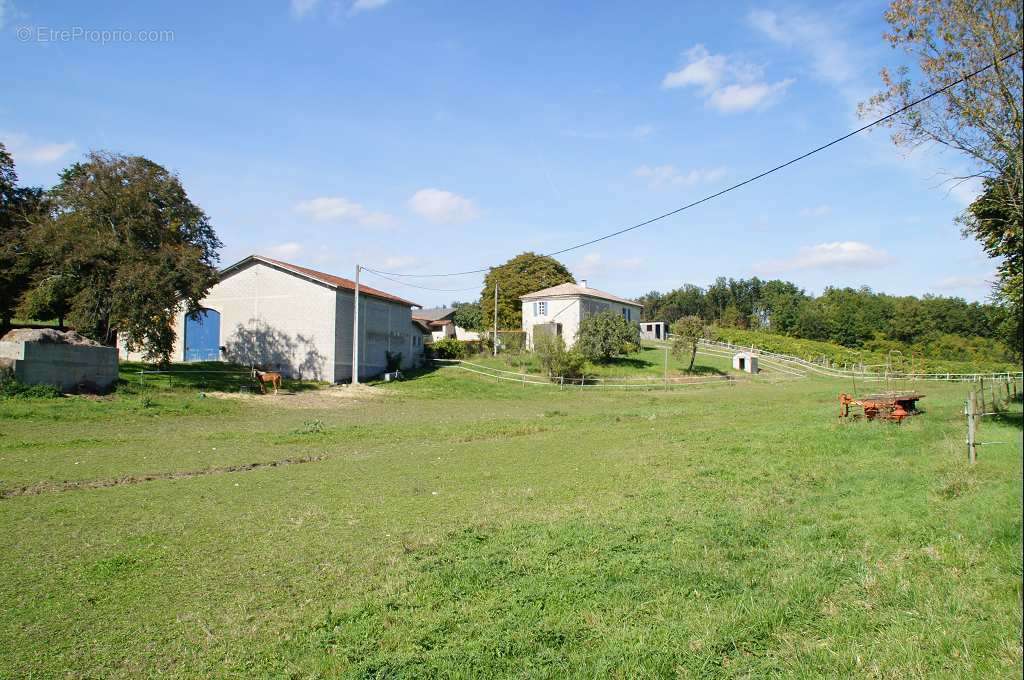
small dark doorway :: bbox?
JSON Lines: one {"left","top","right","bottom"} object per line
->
{"left": 655, "top": 324, "right": 661, "bottom": 339}
{"left": 738, "top": 357, "right": 746, "bottom": 370}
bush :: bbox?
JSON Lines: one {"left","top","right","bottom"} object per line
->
{"left": 574, "top": 311, "right": 640, "bottom": 363}
{"left": 0, "top": 371, "right": 62, "bottom": 399}
{"left": 533, "top": 331, "right": 586, "bottom": 381}
{"left": 429, "top": 338, "right": 468, "bottom": 359}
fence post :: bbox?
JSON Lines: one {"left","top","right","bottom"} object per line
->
{"left": 967, "top": 390, "right": 977, "bottom": 464}
{"left": 991, "top": 380, "right": 999, "bottom": 412}
{"left": 559, "top": 376, "right": 564, "bottom": 391}
{"left": 978, "top": 377, "right": 986, "bottom": 414}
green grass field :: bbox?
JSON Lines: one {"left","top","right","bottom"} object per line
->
{"left": 1, "top": 360, "right": 1021, "bottom": 677}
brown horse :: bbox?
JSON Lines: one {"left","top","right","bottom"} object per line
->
{"left": 252, "top": 367, "right": 282, "bottom": 394}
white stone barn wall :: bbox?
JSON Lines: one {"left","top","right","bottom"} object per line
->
{"left": 120, "top": 258, "right": 420, "bottom": 383}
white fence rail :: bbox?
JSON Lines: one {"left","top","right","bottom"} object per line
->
{"left": 432, "top": 359, "right": 738, "bottom": 390}
{"left": 685, "top": 337, "right": 1020, "bottom": 383}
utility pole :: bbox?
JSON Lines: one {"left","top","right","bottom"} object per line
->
{"left": 352, "top": 264, "right": 361, "bottom": 385}
{"left": 492, "top": 283, "right": 499, "bottom": 357}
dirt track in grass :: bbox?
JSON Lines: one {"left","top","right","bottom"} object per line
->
{"left": 0, "top": 455, "right": 327, "bottom": 498}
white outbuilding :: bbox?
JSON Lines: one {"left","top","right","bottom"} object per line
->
{"left": 732, "top": 351, "right": 758, "bottom": 373}
{"left": 119, "top": 255, "right": 423, "bottom": 382}
{"left": 639, "top": 321, "right": 667, "bottom": 341}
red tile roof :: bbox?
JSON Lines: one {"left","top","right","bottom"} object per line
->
{"left": 222, "top": 255, "right": 419, "bottom": 307}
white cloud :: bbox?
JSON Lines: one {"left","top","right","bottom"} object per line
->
{"left": 748, "top": 9, "right": 855, "bottom": 85}
{"left": 0, "top": 132, "right": 76, "bottom": 164}
{"left": 662, "top": 43, "right": 794, "bottom": 113}
{"left": 576, "top": 252, "right": 643, "bottom": 278}
{"left": 351, "top": 0, "right": 390, "bottom": 13}
{"left": 757, "top": 241, "right": 891, "bottom": 274}
{"left": 662, "top": 44, "right": 729, "bottom": 90}
{"left": 294, "top": 196, "right": 396, "bottom": 227}
{"left": 707, "top": 79, "right": 794, "bottom": 113}
{"left": 408, "top": 188, "right": 479, "bottom": 224}
{"left": 947, "top": 177, "right": 984, "bottom": 206}
{"left": 380, "top": 255, "right": 418, "bottom": 270}
{"left": 266, "top": 242, "right": 303, "bottom": 258}
{"left": 290, "top": 0, "right": 319, "bottom": 18}
{"left": 933, "top": 274, "right": 992, "bottom": 291}
{"left": 799, "top": 204, "right": 831, "bottom": 218}
{"left": 632, "top": 124, "right": 655, "bottom": 139}
{"left": 634, "top": 164, "right": 727, "bottom": 188}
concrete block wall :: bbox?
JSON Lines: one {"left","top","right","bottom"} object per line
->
{"left": 0, "top": 341, "right": 118, "bottom": 392}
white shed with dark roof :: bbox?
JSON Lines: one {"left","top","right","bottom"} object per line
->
{"left": 520, "top": 280, "right": 642, "bottom": 349}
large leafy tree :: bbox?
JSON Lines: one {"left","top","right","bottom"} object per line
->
{"left": 860, "top": 0, "right": 1022, "bottom": 355}
{"left": 574, "top": 310, "right": 640, "bottom": 362}
{"left": 960, "top": 170, "right": 1023, "bottom": 354}
{"left": 0, "top": 143, "right": 46, "bottom": 332}
{"left": 450, "top": 300, "right": 484, "bottom": 331}
{"left": 480, "top": 252, "right": 574, "bottom": 330}
{"left": 24, "top": 151, "right": 222, "bottom": 360}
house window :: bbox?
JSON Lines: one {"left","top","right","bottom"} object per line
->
{"left": 536, "top": 301, "right": 547, "bottom": 316}
{"left": 622, "top": 308, "right": 631, "bottom": 321}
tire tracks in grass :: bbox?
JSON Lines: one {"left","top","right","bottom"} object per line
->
{"left": 0, "top": 455, "right": 327, "bottom": 498}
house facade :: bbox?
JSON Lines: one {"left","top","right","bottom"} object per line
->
{"left": 412, "top": 307, "right": 480, "bottom": 342}
{"left": 119, "top": 255, "right": 422, "bottom": 382}
{"left": 520, "top": 280, "right": 642, "bottom": 349}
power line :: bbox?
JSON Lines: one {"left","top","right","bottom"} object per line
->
{"left": 361, "top": 266, "right": 482, "bottom": 292}
{"left": 368, "top": 49, "right": 1021, "bottom": 278}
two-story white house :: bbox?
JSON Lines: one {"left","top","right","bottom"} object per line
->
{"left": 520, "top": 280, "right": 642, "bottom": 348}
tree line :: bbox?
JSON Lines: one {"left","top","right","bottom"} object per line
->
{"left": 638, "top": 278, "right": 1017, "bottom": 358}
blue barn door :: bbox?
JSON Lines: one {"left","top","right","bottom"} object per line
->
{"left": 184, "top": 309, "right": 221, "bottom": 362}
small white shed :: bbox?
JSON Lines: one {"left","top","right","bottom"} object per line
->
{"left": 733, "top": 351, "right": 758, "bottom": 373}
{"left": 640, "top": 322, "right": 667, "bottom": 341}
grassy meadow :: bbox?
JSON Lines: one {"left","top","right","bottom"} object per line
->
{"left": 0, "top": 358, "right": 1021, "bottom": 677}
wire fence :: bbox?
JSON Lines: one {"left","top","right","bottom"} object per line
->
{"left": 964, "top": 375, "right": 1021, "bottom": 464}
{"left": 690, "top": 337, "right": 1022, "bottom": 383}
{"left": 432, "top": 359, "right": 740, "bottom": 390}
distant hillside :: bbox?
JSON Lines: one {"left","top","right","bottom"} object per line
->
{"left": 710, "top": 327, "right": 1018, "bottom": 375}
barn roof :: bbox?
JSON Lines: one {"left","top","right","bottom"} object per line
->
{"left": 520, "top": 282, "right": 642, "bottom": 308}
{"left": 221, "top": 255, "right": 419, "bottom": 307}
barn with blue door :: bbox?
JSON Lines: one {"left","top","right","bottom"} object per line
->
{"left": 184, "top": 309, "right": 221, "bottom": 361}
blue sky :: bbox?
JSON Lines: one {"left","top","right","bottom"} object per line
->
{"left": 1, "top": 0, "right": 995, "bottom": 307}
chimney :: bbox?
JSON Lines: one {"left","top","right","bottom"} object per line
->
{"left": 580, "top": 279, "right": 588, "bottom": 288}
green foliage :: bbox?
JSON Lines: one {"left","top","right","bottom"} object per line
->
{"left": 711, "top": 327, "right": 1016, "bottom": 374}
{"left": 451, "top": 301, "right": 484, "bottom": 331}
{"left": 574, "top": 311, "right": 640, "bottom": 363}
{"left": 671, "top": 316, "right": 707, "bottom": 371}
{"left": 959, "top": 170, "right": 1022, "bottom": 356}
{"left": 532, "top": 331, "right": 585, "bottom": 380}
{"left": 0, "top": 143, "right": 48, "bottom": 332}
{"left": 22, "top": 151, "right": 222, "bottom": 361}
{"left": 430, "top": 338, "right": 468, "bottom": 359}
{"left": 0, "top": 372, "right": 62, "bottom": 399}
{"left": 479, "top": 252, "right": 574, "bottom": 330}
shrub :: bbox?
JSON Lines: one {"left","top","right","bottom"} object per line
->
{"left": 430, "top": 338, "right": 468, "bottom": 359}
{"left": 533, "top": 332, "right": 586, "bottom": 380}
{"left": 0, "top": 373, "right": 62, "bottom": 399}
{"left": 671, "top": 316, "right": 708, "bottom": 372}
{"left": 574, "top": 311, "right": 640, "bottom": 363}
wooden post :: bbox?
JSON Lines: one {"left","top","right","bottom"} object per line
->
{"left": 991, "top": 380, "right": 999, "bottom": 412}
{"left": 664, "top": 345, "right": 669, "bottom": 390}
{"left": 559, "top": 376, "right": 564, "bottom": 391}
{"left": 978, "top": 377, "right": 986, "bottom": 414}
{"left": 967, "top": 390, "right": 978, "bottom": 464}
